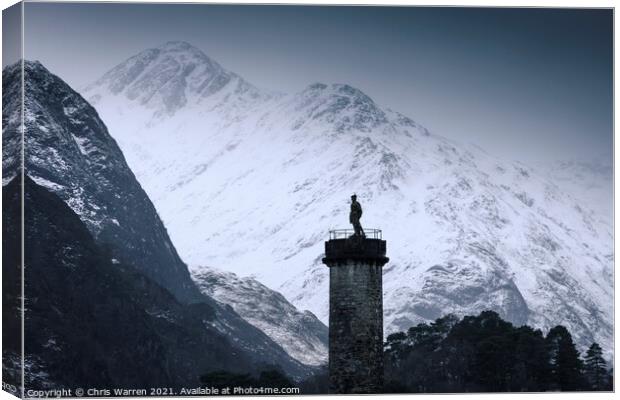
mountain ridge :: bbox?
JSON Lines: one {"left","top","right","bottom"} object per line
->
{"left": 192, "top": 266, "right": 328, "bottom": 367}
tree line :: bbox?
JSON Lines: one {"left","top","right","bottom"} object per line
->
{"left": 383, "top": 311, "right": 613, "bottom": 392}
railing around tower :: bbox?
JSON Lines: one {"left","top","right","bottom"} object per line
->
{"left": 328, "top": 229, "right": 383, "bottom": 240}
{"left": 323, "top": 228, "right": 388, "bottom": 266}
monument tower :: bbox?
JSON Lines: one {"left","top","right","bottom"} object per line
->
{"left": 322, "top": 195, "right": 389, "bottom": 394}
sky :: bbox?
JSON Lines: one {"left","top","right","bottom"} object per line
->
{"left": 3, "top": 3, "right": 613, "bottom": 165}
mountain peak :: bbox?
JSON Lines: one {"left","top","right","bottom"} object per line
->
{"left": 153, "top": 40, "right": 216, "bottom": 64}
{"left": 83, "top": 41, "right": 269, "bottom": 116}
{"left": 23, "top": 59, "right": 45, "bottom": 70}
{"left": 304, "top": 82, "right": 369, "bottom": 98}
{"left": 294, "top": 82, "right": 388, "bottom": 133}
{"left": 301, "top": 82, "right": 380, "bottom": 111}
{"left": 3, "top": 59, "right": 47, "bottom": 80}
{"left": 157, "top": 40, "right": 199, "bottom": 52}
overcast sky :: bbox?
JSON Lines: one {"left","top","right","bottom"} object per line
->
{"left": 4, "top": 3, "right": 613, "bottom": 165}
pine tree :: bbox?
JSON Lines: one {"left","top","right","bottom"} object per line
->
{"left": 511, "top": 326, "right": 550, "bottom": 391}
{"left": 545, "top": 326, "right": 584, "bottom": 391}
{"left": 583, "top": 343, "right": 608, "bottom": 390}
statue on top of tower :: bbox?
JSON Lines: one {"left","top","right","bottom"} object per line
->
{"left": 349, "top": 194, "right": 365, "bottom": 237}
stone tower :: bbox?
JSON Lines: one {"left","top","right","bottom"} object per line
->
{"left": 322, "top": 230, "right": 389, "bottom": 394}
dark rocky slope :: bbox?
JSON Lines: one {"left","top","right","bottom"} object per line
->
{"left": 1, "top": 61, "right": 313, "bottom": 385}
{"left": 5, "top": 176, "right": 259, "bottom": 389}
{"left": 2, "top": 60, "right": 200, "bottom": 303}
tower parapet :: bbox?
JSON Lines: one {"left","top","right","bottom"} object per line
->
{"left": 322, "top": 229, "right": 389, "bottom": 394}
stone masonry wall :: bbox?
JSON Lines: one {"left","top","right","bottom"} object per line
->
{"left": 328, "top": 260, "right": 383, "bottom": 394}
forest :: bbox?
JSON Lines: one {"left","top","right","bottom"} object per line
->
{"left": 382, "top": 311, "right": 613, "bottom": 393}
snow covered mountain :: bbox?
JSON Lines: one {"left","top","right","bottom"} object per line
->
{"left": 541, "top": 158, "right": 612, "bottom": 222}
{"left": 2, "top": 60, "right": 316, "bottom": 378}
{"left": 83, "top": 41, "right": 614, "bottom": 357}
{"left": 192, "top": 267, "right": 328, "bottom": 367}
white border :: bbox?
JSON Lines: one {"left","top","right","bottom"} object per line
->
{"left": 0, "top": 1, "right": 616, "bottom": 400}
